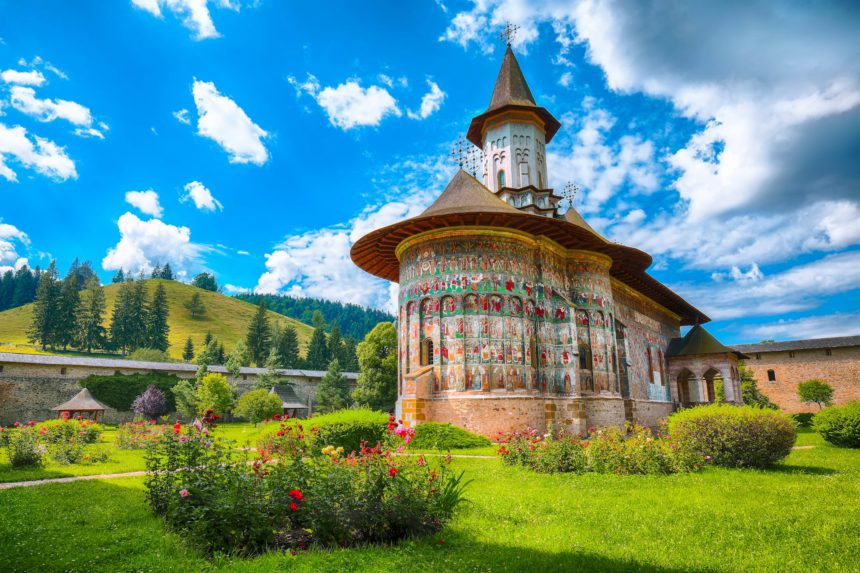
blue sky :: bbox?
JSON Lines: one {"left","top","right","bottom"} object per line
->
{"left": 1, "top": 0, "right": 858, "bottom": 345}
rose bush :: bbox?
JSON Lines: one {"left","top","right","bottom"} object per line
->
{"left": 145, "top": 415, "right": 469, "bottom": 555}
{"left": 116, "top": 420, "right": 169, "bottom": 449}
{"left": 34, "top": 415, "right": 103, "bottom": 445}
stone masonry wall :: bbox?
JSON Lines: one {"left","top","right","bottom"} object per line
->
{"left": 743, "top": 346, "right": 860, "bottom": 413}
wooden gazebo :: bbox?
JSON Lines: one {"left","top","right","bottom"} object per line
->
{"left": 51, "top": 388, "right": 108, "bottom": 422}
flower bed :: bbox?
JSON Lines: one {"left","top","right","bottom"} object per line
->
{"left": 1, "top": 417, "right": 108, "bottom": 467}
{"left": 116, "top": 420, "right": 169, "bottom": 450}
{"left": 145, "top": 415, "right": 469, "bottom": 555}
{"left": 498, "top": 424, "right": 702, "bottom": 475}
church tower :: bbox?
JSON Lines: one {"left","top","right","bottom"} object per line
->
{"left": 467, "top": 42, "right": 562, "bottom": 217}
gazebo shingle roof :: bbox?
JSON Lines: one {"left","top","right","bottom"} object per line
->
{"left": 51, "top": 388, "right": 109, "bottom": 412}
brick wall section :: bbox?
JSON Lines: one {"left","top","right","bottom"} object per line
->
{"left": 0, "top": 360, "right": 344, "bottom": 424}
{"left": 743, "top": 345, "right": 860, "bottom": 413}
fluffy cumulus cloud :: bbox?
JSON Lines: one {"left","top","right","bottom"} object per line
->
{"left": 102, "top": 212, "right": 204, "bottom": 276}
{"left": 191, "top": 79, "right": 268, "bottom": 164}
{"left": 0, "top": 222, "right": 30, "bottom": 273}
{"left": 1, "top": 69, "right": 46, "bottom": 86}
{"left": 288, "top": 74, "right": 401, "bottom": 130}
{"left": 180, "top": 180, "right": 223, "bottom": 212}
{"left": 256, "top": 155, "right": 453, "bottom": 311}
{"left": 0, "top": 123, "right": 77, "bottom": 182}
{"left": 743, "top": 311, "right": 860, "bottom": 341}
{"left": 131, "top": 0, "right": 240, "bottom": 40}
{"left": 407, "top": 80, "right": 446, "bottom": 120}
{"left": 125, "top": 189, "right": 163, "bottom": 218}
{"left": 8, "top": 86, "right": 105, "bottom": 138}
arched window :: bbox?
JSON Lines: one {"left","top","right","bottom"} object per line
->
{"left": 538, "top": 172, "right": 543, "bottom": 189}
{"left": 578, "top": 344, "right": 592, "bottom": 370}
{"left": 767, "top": 369, "right": 776, "bottom": 382}
{"left": 519, "top": 162, "right": 529, "bottom": 186}
{"left": 497, "top": 169, "right": 506, "bottom": 188}
{"left": 421, "top": 339, "right": 434, "bottom": 366}
{"left": 647, "top": 347, "right": 654, "bottom": 384}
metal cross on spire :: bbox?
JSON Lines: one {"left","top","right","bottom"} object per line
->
{"left": 450, "top": 136, "right": 467, "bottom": 169}
{"left": 562, "top": 182, "right": 579, "bottom": 208}
{"left": 499, "top": 22, "right": 519, "bottom": 46}
{"left": 466, "top": 145, "right": 484, "bottom": 179}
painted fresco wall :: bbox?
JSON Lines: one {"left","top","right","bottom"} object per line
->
{"left": 611, "top": 283, "right": 680, "bottom": 402}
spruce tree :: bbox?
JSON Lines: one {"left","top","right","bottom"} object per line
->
{"left": 147, "top": 282, "right": 170, "bottom": 351}
{"left": 328, "top": 321, "right": 343, "bottom": 364}
{"left": 76, "top": 277, "right": 106, "bottom": 353}
{"left": 182, "top": 336, "right": 195, "bottom": 362}
{"left": 203, "top": 331, "right": 214, "bottom": 347}
{"left": 315, "top": 359, "right": 351, "bottom": 413}
{"left": 57, "top": 275, "right": 80, "bottom": 349}
{"left": 160, "top": 263, "right": 174, "bottom": 280}
{"left": 341, "top": 336, "right": 359, "bottom": 371}
{"left": 111, "top": 268, "right": 125, "bottom": 284}
{"left": 109, "top": 281, "right": 134, "bottom": 355}
{"left": 246, "top": 303, "right": 271, "bottom": 366}
{"left": 126, "top": 279, "right": 150, "bottom": 351}
{"left": 150, "top": 263, "right": 162, "bottom": 279}
{"left": 278, "top": 325, "right": 300, "bottom": 368}
{"left": 305, "top": 323, "right": 330, "bottom": 370}
{"left": 216, "top": 342, "right": 226, "bottom": 364}
{"left": 11, "top": 265, "right": 36, "bottom": 308}
{"left": 0, "top": 270, "right": 14, "bottom": 311}
{"left": 27, "top": 261, "right": 61, "bottom": 350}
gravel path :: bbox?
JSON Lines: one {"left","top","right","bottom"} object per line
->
{"left": 0, "top": 471, "right": 146, "bottom": 490}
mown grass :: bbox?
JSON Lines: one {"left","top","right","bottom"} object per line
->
{"left": 1, "top": 429, "right": 858, "bottom": 572}
{"left": 0, "top": 279, "right": 313, "bottom": 360}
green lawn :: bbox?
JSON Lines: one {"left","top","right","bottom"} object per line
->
{"left": 1, "top": 429, "right": 858, "bottom": 572}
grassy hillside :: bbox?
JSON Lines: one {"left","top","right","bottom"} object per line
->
{"left": 0, "top": 279, "right": 313, "bottom": 361}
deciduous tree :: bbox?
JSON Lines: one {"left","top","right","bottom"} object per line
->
{"left": 352, "top": 322, "right": 397, "bottom": 412}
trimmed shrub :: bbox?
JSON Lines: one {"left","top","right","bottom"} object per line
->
{"left": 668, "top": 404, "right": 796, "bottom": 468}
{"left": 791, "top": 413, "right": 815, "bottom": 428}
{"left": 409, "top": 422, "right": 491, "bottom": 450}
{"left": 81, "top": 372, "right": 181, "bottom": 412}
{"left": 813, "top": 402, "right": 860, "bottom": 448}
{"left": 234, "top": 389, "right": 283, "bottom": 424}
{"left": 8, "top": 428, "right": 45, "bottom": 468}
{"left": 256, "top": 409, "right": 388, "bottom": 453}
{"left": 310, "top": 421, "right": 388, "bottom": 453}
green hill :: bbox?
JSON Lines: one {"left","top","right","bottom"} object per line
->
{"left": 0, "top": 279, "right": 313, "bottom": 360}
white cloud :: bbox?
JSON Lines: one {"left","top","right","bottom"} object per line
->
{"left": 223, "top": 283, "right": 250, "bottom": 294}
{"left": 131, "top": 0, "right": 234, "bottom": 40}
{"left": 407, "top": 80, "right": 446, "bottom": 120}
{"left": 558, "top": 71, "right": 573, "bottom": 87}
{"left": 8, "top": 86, "right": 106, "bottom": 138}
{"left": 102, "top": 212, "right": 204, "bottom": 276}
{"left": 1, "top": 69, "right": 46, "bottom": 86}
{"left": 674, "top": 250, "right": 860, "bottom": 321}
{"left": 0, "top": 222, "right": 30, "bottom": 272}
{"left": 741, "top": 312, "right": 860, "bottom": 342}
{"left": 173, "top": 108, "right": 191, "bottom": 124}
{"left": 0, "top": 122, "right": 77, "bottom": 182}
{"left": 256, "top": 154, "right": 451, "bottom": 312}
{"left": 180, "top": 180, "right": 223, "bottom": 212}
{"left": 289, "top": 74, "right": 401, "bottom": 130}
{"left": 192, "top": 79, "right": 268, "bottom": 164}
{"left": 125, "top": 190, "right": 163, "bottom": 218}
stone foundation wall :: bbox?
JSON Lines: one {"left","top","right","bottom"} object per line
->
{"left": 743, "top": 346, "right": 860, "bottom": 413}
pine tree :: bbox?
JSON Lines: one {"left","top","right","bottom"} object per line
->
{"left": 277, "top": 325, "right": 300, "bottom": 368}
{"left": 65, "top": 258, "right": 96, "bottom": 291}
{"left": 203, "top": 331, "right": 214, "bottom": 347}
{"left": 352, "top": 322, "right": 398, "bottom": 412}
{"left": 150, "top": 263, "right": 162, "bottom": 279}
{"left": 76, "top": 277, "right": 106, "bottom": 353}
{"left": 216, "top": 342, "right": 226, "bottom": 364}
{"left": 27, "top": 261, "right": 61, "bottom": 350}
{"left": 111, "top": 268, "right": 125, "bottom": 284}
{"left": 182, "top": 336, "right": 195, "bottom": 362}
{"left": 0, "top": 270, "right": 14, "bottom": 311}
{"left": 160, "top": 263, "right": 174, "bottom": 280}
{"left": 328, "top": 321, "right": 343, "bottom": 364}
{"left": 341, "top": 336, "right": 359, "bottom": 371}
{"left": 246, "top": 303, "right": 272, "bottom": 366}
{"left": 109, "top": 281, "right": 135, "bottom": 355}
{"left": 184, "top": 292, "right": 206, "bottom": 319}
{"left": 57, "top": 275, "right": 80, "bottom": 349}
{"left": 11, "top": 265, "right": 36, "bottom": 308}
{"left": 126, "top": 279, "right": 150, "bottom": 352}
{"left": 305, "top": 322, "right": 330, "bottom": 370}
{"left": 146, "top": 282, "right": 170, "bottom": 351}
{"left": 315, "top": 359, "right": 351, "bottom": 413}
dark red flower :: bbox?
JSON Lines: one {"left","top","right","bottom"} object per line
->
{"left": 388, "top": 467, "right": 398, "bottom": 477}
{"left": 290, "top": 502, "right": 298, "bottom": 512}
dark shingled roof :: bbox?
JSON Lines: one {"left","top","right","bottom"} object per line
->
{"left": 420, "top": 169, "right": 520, "bottom": 217}
{"left": 269, "top": 386, "right": 308, "bottom": 410}
{"left": 733, "top": 335, "right": 860, "bottom": 354}
{"left": 51, "top": 388, "right": 108, "bottom": 412}
{"left": 666, "top": 325, "right": 747, "bottom": 359}
{"left": 467, "top": 46, "right": 561, "bottom": 146}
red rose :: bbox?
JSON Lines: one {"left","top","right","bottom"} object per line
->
{"left": 288, "top": 489, "right": 304, "bottom": 501}
{"left": 290, "top": 502, "right": 298, "bottom": 512}
{"left": 388, "top": 467, "right": 397, "bottom": 477}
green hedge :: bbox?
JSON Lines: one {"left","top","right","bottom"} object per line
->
{"left": 410, "top": 422, "right": 490, "bottom": 450}
{"left": 256, "top": 408, "right": 388, "bottom": 453}
{"left": 80, "top": 372, "right": 182, "bottom": 412}
{"left": 813, "top": 402, "right": 860, "bottom": 448}
{"left": 791, "top": 413, "right": 815, "bottom": 428}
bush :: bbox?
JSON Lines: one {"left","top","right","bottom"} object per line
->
{"left": 498, "top": 425, "right": 699, "bottom": 475}
{"left": 196, "top": 373, "right": 233, "bottom": 417}
{"left": 34, "top": 417, "right": 103, "bottom": 445}
{"left": 410, "top": 422, "right": 491, "bottom": 450}
{"left": 311, "top": 421, "right": 388, "bottom": 453}
{"left": 813, "top": 402, "right": 860, "bottom": 448}
{"left": 797, "top": 379, "right": 834, "bottom": 410}
{"left": 49, "top": 439, "right": 87, "bottom": 465}
{"left": 668, "top": 404, "right": 796, "bottom": 468}
{"left": 116, "top": 420, "right": 168, "bottom": 449}
{"left": 81, "top": 372, "right": 181, "bottom": 412}
{"left": 8, "top": 428, "right": 45, "bottom": 468}
{"left": 132, "top": 385, "right": 167, "bottom": 418}
{"left": 792, "top": 413, "right": 815, "bottom": 428}
{"left": 145, "top": 417, "right": 469, "bottom": 555}
{"left": 234, "top": 389, "right": 283, "bottom": 424}
{"left": 256, "top": 409, "right": 389, "bottom": 453}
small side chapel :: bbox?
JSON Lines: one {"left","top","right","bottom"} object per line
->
{"left": 351, "top": 41, "right": 742, "bottom": 437}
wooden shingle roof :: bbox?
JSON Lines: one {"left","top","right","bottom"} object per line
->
{"left": 51, "top": 388, "right": 108, "bottom": 412}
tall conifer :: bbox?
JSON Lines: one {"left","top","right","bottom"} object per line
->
{"left": 182, "top": 336, "right": 195, "bottom": 362}
{"left": 76, "top": 277, "right": 107, "bottom": 353}
{"left": 246, "top": 303, "right": 271, "bottom": 366}
{"left": 147, "top": 282, "right": 170, "bottom": 351}
{"left": 305, "top": 323, "right": 330, "bottom": 370}
{"left": 57, "top": 275, "right": 80, "bottom": 349}
{"left": 278, "top": 325, "right": 300, "bottom": 368}
{"left": 27, "top": 261, "right": 60, "bottom": 350}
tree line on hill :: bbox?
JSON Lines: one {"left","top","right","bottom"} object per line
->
{"left": 235, "top": 293, "right": 394, "bottom": 341}
{"left": 27, "top": 261, "right": 170, "bottom": 354}
{"left": 0, "top": 258, "right": 100, "bottom": 313}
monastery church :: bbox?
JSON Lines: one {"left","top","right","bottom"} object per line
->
{"left": 351, "top": 43, "right": 743, "bottom": 436}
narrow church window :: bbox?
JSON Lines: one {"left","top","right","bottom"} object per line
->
{"left": 578, "top": 344, "right": 592, "bottom": 370}
{"left": 825, "top": 348, "right": 832, "bottom": 356}
{"left": 421, "top": 339, "right": 434, "bottom": 366}
{"left": 767, "top": 369, "right": 776, "bottom": 382}
{"left": 60, "top": 367, "right": 67, "bottom": 375}
{"left": 519, "top": 162, "right": 529, "bottom": 186}
{"left": 789, "top": 351, "right": 796, "bottom": 358}
{"left": 755, "top": 353, "right": 761, "bottom": 360}
{"left": 498, "top": 170, "right": 506, "bottom": 188}
{"left": 647, "top": 348, "right": 654, "bottom": 384}
{"left": 0, "top": 365, "right": 3, "bottom": 373}
{"left": 538, "top": 172, "right": 543, "bottom": 188}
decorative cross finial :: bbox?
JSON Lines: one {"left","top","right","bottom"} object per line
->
{"left": 450, "top": 136, "right": 467, "bottom": 169}
{"left": 562, "top": 182, "right": 579, "bottom": 208}
{"left": 466, "top": 145, "right": 484, "bottom": 178}
{"left": 499, "top": 22, "right": 519, "bottom": 46}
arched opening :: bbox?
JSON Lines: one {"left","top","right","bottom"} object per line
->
{"left": 615, "top": 321, "right": 629, "bottom": 398}
{"left": 421, "top": 338, "right": 434, "bottom": 366}
{"left": 676, "top": 368, "right": 694, "bottom": 406}
{"left": 703, "top": 368, "right": 723, "bottom": 403}
{"left": 497, "top": 169, "right": 506, "bottom": 188}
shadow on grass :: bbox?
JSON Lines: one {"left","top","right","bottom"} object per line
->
{"left": 0, "top": 464, "right": 77, "bottom": 483}
{"left": 766, "top": 464, "right": 837, "bottom": 476}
